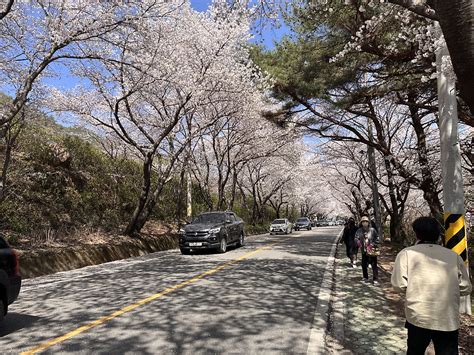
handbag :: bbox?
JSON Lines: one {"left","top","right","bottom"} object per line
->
{"left": 366, "top": 244, "right": 380, "bottom": 256}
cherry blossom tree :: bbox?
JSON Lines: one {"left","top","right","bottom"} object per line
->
{"left": 190, "top": 105, "right": 299, "bottom": 216}
{"left": 0, "top": 0, "right": 14, "bottom": 20}
{"left": 49, "top": 1, "right": 271, "bottom": 235}
{"left": 0, "top": 0, "right": 173, "bottom": 205}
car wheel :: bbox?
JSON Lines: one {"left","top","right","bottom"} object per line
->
{"left": 237, "top": 233, "right": 245, "bottom": 247}
{"left": 270, "top": 232, "right": 273, "bottom": 235}
{"left": 180, "top": 248, "right": 190, "bottom": 255}
{"left": 218, "top": 237, "right": 227, "bottom": 253}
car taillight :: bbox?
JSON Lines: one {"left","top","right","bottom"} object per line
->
{"left": 12, "top": 250, "right": 20, "bottom": 276}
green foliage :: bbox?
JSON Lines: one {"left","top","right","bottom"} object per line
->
{"left": 0, "top": 119, "right": 144, "bottom": 238}
{"left": 251, "top": 0, "right": 434, "bottom": 110}
{"left": 245, "top": 224, "right": 269, "bottom": 236}
{"left": 0, "top": 101, "right": 300, "bottom": 244}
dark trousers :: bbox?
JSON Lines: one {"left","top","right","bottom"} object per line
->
{"left": 345, "top": 243, "right": 355, "bottom": 259}
{"left": 406, "top": 321, "right": 458, "bottom": 355}
{"left": 361, "top": 252, "right": 378, "bottom": 280}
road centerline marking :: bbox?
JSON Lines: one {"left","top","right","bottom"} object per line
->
{"left": 21, "top": 238, "right": 288, "bottom": 355}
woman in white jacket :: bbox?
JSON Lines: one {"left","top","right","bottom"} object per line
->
{"left": 391, "top": 216, "right": 472, "bottom": 355}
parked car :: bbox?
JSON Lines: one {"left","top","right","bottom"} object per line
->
{"left": 0, "top": 235, "right": 21, "bottom": 323}
{"left": 318, "top": 220, "right": 329, "bottom": 227}
{"left": 269, "top": 219, "right": 293, "bottom": 235}
{"left": 294, "top": 217, "right": 312, "bottom": 231}
{"left": 179, "top": 211, "right": 245, "bottom": 254}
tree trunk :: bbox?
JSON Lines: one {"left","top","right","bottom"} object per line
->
{"left": 383, "top": 156, "right": 405, "bottom": 244}
{"left": 131, "top": 179, "right": 168, "bottom": 234}
{"left": 0, "top": 109, "right": 25, "bottom": 203}
{"left": 124, "top": 154, "right": 153, "bottom": 236}
{"left": 389, "top": 214, "right": 405, "bottom": 245}
{"left": 217, "top": 171, "right": 225, "bottom": 210}
{"left": 251, "top": 185, "right": 258, "bottom": 226}
{"left": 434, "top": 0, "right": 474, "bottom": 117}
{"left": 408, "top": 94, "right": 444, "bottom": 221}
{"left": 228, "top": 168, "right": 238, "bottom": 210}
{"left": 175, "top": 166, "right": 186, "bottom": 222}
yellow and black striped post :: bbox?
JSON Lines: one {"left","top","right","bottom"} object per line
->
{"left": 444, "top": 213, "right": 468, "bottom": 266}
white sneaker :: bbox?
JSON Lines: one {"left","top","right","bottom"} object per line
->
{"left": 373, "top": 280, "right": 379, "bottom": 285}
{"left": 352, "top": 263, "right": 357, "bottom": 268}
{"left": 361, "top": 278, "right": 369, "bottom": 283}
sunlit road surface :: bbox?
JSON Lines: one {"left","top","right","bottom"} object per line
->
{"left": 1, "top": 227, "right": 341, "bottom": 354}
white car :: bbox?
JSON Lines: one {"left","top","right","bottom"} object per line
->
{"left": 269, "top": 218, "right": 293, "bottom": 235}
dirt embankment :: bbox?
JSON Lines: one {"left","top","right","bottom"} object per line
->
{"left": 14, "top": 222, "right": 179, "bottom": 279}
{"left": 18, "top": 234, "right": 179, "bottom": 279}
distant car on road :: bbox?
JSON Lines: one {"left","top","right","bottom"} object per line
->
{"left": 0, "top": 235, "right": 21, "bottom": 323}
{"left": 317, "top": 220, "right": 330, "bottom": 227}
{"left": 294, "top": 217, "right": 312, "bottom": 231}
{"left": 269, "top": 219, "right": 293, "bottom": 235}
{"left": 179, "top": 211, "right": 245, "bottom": 254}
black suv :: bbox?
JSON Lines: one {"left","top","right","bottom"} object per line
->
{"left": 179, "top": 212, "right": 245, "bottom": 254}
{"left": 294, "top": 217, "right": 312, "bottom": 231}
{"left": 0, "top": 235, "right": 21, "bottom": 323}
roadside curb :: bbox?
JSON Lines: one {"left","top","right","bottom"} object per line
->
{"left": 306, "top": 228, "right": 343, "bottom": 355}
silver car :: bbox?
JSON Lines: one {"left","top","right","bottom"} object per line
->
{"left": 269, "top": 218, "right": 293, "bottom": 235}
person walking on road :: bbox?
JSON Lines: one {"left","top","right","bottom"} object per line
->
{"left": 355, "top": 216, "right": 379, "bottom": 285}
{"left": 341, "top": 217, "right": 358, "bottom": 268}
{"left": 391, "top": 217, "right": 472, "bottom": 355}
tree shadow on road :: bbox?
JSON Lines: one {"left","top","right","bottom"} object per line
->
{"left": 0, "top": 313, "right": 42, "bottom": 337}
{"left": 1, "top": 232, "right": 338, "bottom": 354}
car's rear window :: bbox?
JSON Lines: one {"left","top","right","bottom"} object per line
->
{"left": 272, "top": 219, "right": 286, "bottom": 224}
{"left": 193, "top": 213, "right": 226, "bottom": 224}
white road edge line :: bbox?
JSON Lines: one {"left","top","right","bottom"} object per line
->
{"left": 306, "top": 229, "right": 343, "bottom": 355}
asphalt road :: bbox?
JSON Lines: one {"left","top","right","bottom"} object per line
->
{"left": 0, "top": 227, "right": 341, "bottom": 355}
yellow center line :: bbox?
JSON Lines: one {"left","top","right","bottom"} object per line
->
{"left": 21, "top": 238, "right": 288, "bottom": 355}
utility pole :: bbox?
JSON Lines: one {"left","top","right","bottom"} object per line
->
{"left": 186, "top": 116, "right": 193, "bottom": 220}
{"left": 367, "top": 122, "right": 383, "bottom": 238}
{"left": 186, "top": 169, "right": 192, "bottom": 218}
{"left": 436, "top": 27, "right": 471, "bottom": 314}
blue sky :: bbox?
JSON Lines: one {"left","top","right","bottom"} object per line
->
{"left": 190, "top": 0, "right": 210, "bottom": 12}
{"left": 190, "top": 0, "right": 290, "bottom": 48}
